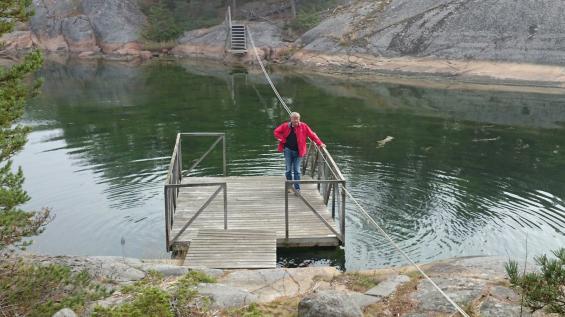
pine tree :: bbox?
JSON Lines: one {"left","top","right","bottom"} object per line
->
{"left": 0, "top": 0, "right": 49, "bottom": 253}
{"left": 506, "top": 248, "right": 565, "bottom": 315}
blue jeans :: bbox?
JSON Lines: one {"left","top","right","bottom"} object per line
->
{"left": 284, "top": 147, "right": 302, "bottom": 190}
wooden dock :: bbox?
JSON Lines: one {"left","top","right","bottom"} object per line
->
{"left": 164, "top": 133, "right": 346, "bottom": 269}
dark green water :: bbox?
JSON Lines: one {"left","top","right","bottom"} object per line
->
{"left": 15, "top": 59, "right": 565, "bottom": 270}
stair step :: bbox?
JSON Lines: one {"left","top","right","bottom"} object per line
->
{"left": 230, "top": 48, "right": 247, "bottom": 52}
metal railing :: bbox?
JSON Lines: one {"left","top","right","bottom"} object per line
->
{"left": 284, "top": 141, "right": 347, "bottom": 244}
{"left": 164, "top": 132, "right": 227, "bottom": 251}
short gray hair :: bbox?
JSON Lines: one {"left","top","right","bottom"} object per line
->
{"left": 290, "top": 112, "right": 300, "bottom": 118}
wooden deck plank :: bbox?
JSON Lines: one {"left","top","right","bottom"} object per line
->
{"left": 186, "top": 229, "right": 276, "bottom": 269}
{"left": 170, "top": 176, "right": 340, "bottom": 249}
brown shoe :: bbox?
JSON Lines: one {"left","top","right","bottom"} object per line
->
{"left": 287, "top": 188, "right": 294, "bottom": 194}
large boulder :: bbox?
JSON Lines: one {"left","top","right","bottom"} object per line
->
{"left": 23, "top": 0, "right": 145, "bottom": 54}
{"left": 298, "top": 291, "right": 363, "bottom": 317}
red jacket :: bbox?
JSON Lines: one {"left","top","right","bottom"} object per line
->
{"left": 274, "top": 122, "right": 324, "bottom": 157}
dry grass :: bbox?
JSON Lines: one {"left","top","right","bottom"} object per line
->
{"left": 222, "top": 297, "right": 300, "bottom": 317}
{"left": 363, "top": 274, "right": 421, "bottom": 316}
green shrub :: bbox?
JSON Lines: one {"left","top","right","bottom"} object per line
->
{"left": 173, "top": 270, "right": 216, "bottom": 315}
{"left": 0, "top": 260, "right": 109, "bottom": 316}
{"left": 506, "top": 248, "right": 565, "bottom": 315}
{"left": 143, "top": 2, "right": 182, "bottom": 42}
{"left": 121, "top": 269, "right": 164, "bottom": 294}
{"left": 286, "top": 11, "right": 321, "bottom": 34}
{"left": 93, "top": 287, "right": 173, "bottom": 317}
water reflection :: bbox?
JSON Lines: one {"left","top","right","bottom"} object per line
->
{"left": 15, "top": 58, "right": 565, "bottom": 269}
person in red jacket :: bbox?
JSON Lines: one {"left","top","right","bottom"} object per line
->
{"left": 274, "top": 112, "right": 325, "bottom": 193}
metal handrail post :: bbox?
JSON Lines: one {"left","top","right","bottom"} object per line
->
{"left": 165, "top": 186, "right": 170, "bottom": 250}
{"left": 311, "top": 150, "right": 319, "bottom": 178}
{"left": 340, "top": 182, "right": 346, "bottom": 245}
{"left": 178, "top": 137, "right": 182, "bottom": 182}
{"left": 331, "top": 182, "right": 336, "bottom": 219}
{"left": 222, "top": 134, "right": 227, "bottom": 176}
{"left": 223, "top": 183, "right": 228, "bottom": 229}
{"left": 302, "top": 142, "right": 312, "bottom": 174}
{"left": 285, "top": 182, "right": 289, "bottom": 239}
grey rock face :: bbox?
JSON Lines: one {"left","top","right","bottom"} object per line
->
{"left": 298, "top": 291, "right": 363, "bottom": 317}
{"left": 196, "top": 283, "right": 258, "bottom": 309}
{"left": 246, "top": 22, "right": 285, "bottom": 48}
{"left": 191, "top": 267, "right": 224, "bottom": 279}
{"left": 480, "top": 296, "right": 533, "bottom": 317}
{"left": 218, "top": 267, "right": 340, "bottom": 302}
{"left": 61, "top": 15, "right": 98, "bottom": 52}
{"left": 410, "top": 276, "right": 487, "bottom": 314}
{"left": 31, "top": 0, "right": 80, "bottom": 38}
{"left": 298, "top": 0, "right": 565, "bottom": 65}
{"left": 61, "top": 15, "right": 94, "bottom": 42}
{"left": 348, "top": 291, "right": 381, "bottom": 309}
{"left": 81, "top": 0, "right": 146, "bottom": 45}
{"left": 52, "top": 308, "right": 77, "bottom": 317}
{"left": 177, "top": 25, "right": 227, "bottom": 45}
{"left": 31, "top": 255, "right": 146, "bottom": 283}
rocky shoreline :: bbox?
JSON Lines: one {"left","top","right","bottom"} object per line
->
{"left": 21, "top": 254, "right": 555, "bottom": 317}
{"left": 2, "top": 0, "right": 565, "bottom": 87}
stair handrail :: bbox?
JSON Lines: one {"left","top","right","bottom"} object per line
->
{"left": 227, "top": 5, "right": 232, "bottom": 29}
{"left": 225, "top": 6, "right": 232, "bottom": 52}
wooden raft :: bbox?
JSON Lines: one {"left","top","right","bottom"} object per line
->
{"left": 170, "top": 175, "right": 340, "bottom": 255}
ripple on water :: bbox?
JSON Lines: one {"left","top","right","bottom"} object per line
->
{"left": 341, "top": 157, "right": 565, "bottom": 269}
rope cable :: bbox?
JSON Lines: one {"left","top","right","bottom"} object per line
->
{"left": 247, "top": 29, "right": 292, "bottom": 116}
{"left": 246, "top": 28, "right": 470, "bottom": 317}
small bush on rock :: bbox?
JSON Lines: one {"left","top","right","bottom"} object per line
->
{"left": 506, "top": 248, "right": 565, "bottom": 315}
{"left": 0, "top": 259, "right": 109, "bottom": 316}
{"left": 143, "top": 2, "right": 182, "bottom": 42}
{"left": 94, "top": 270, "right": 216, "bottom": 317}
